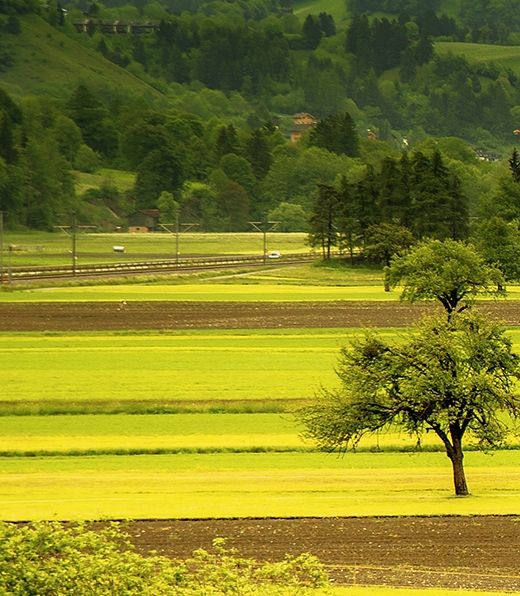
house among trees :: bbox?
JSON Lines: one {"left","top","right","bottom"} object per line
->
{"left": 128, "top": 209, "right": 162, "bottom": 233}
{"left": 474, "top": 148, "right": 502, "bottom": 162}
{"left": 289, "top": 113, "right": 317, "bottom": 142}
{"left": 71, "top": 19, "right": 160, "bottom": 34}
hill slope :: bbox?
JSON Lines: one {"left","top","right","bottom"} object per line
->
{"left": 0, "top": 13, "right": 169, "bottom": 104}
{"left": 435, "top": 41, "right": 520, "bottom": 76}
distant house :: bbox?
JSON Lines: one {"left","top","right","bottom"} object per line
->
{"left": 130, "top": 20, "right": 161, "bottom": 34}
{"left": 128, "top": 209, "right": 162, "bottom": 233}
{"left": 289, "top": 112, "right": 317, "bottom": 142}
{"left": 474, "top": 148, "right": 502, "bottom": 162}
{"left": 71, "top": 19, "right": 89, "bottom": 33}
{"left": 71, "top": 18, "right": 160, "bottom": 34}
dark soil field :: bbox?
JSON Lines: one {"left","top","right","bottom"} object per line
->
{"left": 5, "top": 298, "right": 520, "bottom": 591}
{"left": 122, "top": 516, "right": 520, "bottom": 592}
{"left": 1, "top": 299, "right": 520, "bottom": 331}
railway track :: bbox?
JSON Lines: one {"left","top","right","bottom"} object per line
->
{"left": 1, "top": 252, "right": 319, "bottom": 284}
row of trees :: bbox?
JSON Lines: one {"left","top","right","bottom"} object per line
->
{"left": 351, "top": 0, "right": 520, "bottom": 43}
{"left": 307, "top": 149, "right": 469, "bottom": 260}
{"left": 3, "top": 72, "right": 520, "bottom": 239}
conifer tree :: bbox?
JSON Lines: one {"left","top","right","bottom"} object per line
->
{"left": 308, "top": 183, "right": 340, "bottom": 260}
{"left": 509, "top": 148, "right": 520, "bottom": 183}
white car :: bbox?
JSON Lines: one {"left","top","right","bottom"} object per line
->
{"left": 268, "top": 250, "right": 281, "bottom": 259}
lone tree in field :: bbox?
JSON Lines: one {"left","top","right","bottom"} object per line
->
{"left": 386, "top": 238, "right": 504, "bottom": 314}
{"left": 298, "top": 310, "right": 520, "bottom": 496}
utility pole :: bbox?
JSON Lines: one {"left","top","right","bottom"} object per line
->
{"left": 158, "top": 215, "right": 198, "bottom": 265}
{"left": 7, "top": 244, "right": 12, "bottom": 285}
{"left": 249, "top": 212, "right": 280, "bottom": 264}
{"left": 55, "top": 214, "right": 96, "bottom": 276}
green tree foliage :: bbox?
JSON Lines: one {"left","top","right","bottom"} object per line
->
{"left": 215, "top": 124, "right": 240, "bottom": 162}
{"left": 460, "top": 0, "right": 520, "bottom": 35}
{"left": 134, "top": 147, "right": 183, "bottom": 208}
{"left": 220, "top": 153, "right": 256, "bottom": 197}
{"left": 74, "top": 143, "right": 100, "bottom": 173}
{"left": 473, "top": 216, "right": 520, "bottom": 282}
{"left": 308, "top": 183, "right": 339, "bottom": 260}
{"left": 66, "top": 85, "right": 118, "bottom": 159}
{"left": 348, "top": 0, "right": 441, "bottom": 16}
{"left": 268, "top": 201, "right": 308, "bottom": 232}
{"left": 336, "top": 175, "right": 362, "bottom": 262}
{"left": 53, "top": 114, "right": 83, "bottom": 166}
{"left": 509, "top": 148, "right": 520, "bottom": 184}
{"left": 0, "top": 522, "right": 328, "bottom": 595}
{"left": 304, "top": 147, "right": 470, "bottom": 263}
{"left": 410, "top": 149, "right": 469, "bottom": 241}
{"left": 308, "top": 112, "right": 359, "bottom": 157}
{"left": 49, "top": 0, "right": 520, "bottom": 147}
{"left": 363, "top": 223, "right": 414, "bottom": 290}
{"left": 260, "top": 146, "right": 351, "bottom": 215}
{"left": 0, "top": 90, "right": 77, "bottom": 229}
{"left": 378, "top": 153, "right": 412, "bottom": 226}
{"left": 302, "top": 14, "right": 322, "bottom": 50}
{"left": 478, "top": 176, "right": 520, "bottom": 222}
{"left": 245, "top": 128, "right": 273, "bottom": 180}
{"left": 298, "top": 309, "right": 520, "bottom": 496}
{"left": 387, "top": 238, "right": 505, "bottom": 314}
{"left": 219, "top": 180, "right": 250, "bottom": 231}
{"left": 157, "top": 190, "right": 179, "bottom": 223}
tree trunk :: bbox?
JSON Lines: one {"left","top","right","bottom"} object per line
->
{"left": 383, "top": 272, "right": 390, "bottom": 292}
{"left": 447, "top": 445, "right": 469, "bottom": 496}
{"left": 383, "top": 257, "right": 390, "bottom": 292}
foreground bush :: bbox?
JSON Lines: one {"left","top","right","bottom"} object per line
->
{"left": 0, "top": 521, "right": 329, "bottom": 595}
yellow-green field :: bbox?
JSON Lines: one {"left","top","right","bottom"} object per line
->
{"left": 2, "top": 327, "right": 520, "bottom": 415}
{"left": 0, "top": 283, "right": 400, "bottom": 302}
{"left": 0, "top": 231, "right": 310, "bottom": 266}
{"left": 0, "top": 329, "right": 347, "bottom": 413}
{"left": 2, "top": 450, "right": 520, "bottom": 520}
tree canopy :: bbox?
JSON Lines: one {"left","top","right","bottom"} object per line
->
{"left": 298, "top": 310, "right": 520, "bottom": 495}
{"left": 387, "top": 238, "right": 505, "bottom": 313}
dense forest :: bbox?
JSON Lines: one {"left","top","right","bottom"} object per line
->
{"left": 1, "top": 0, "right": 520, "bottom": 277}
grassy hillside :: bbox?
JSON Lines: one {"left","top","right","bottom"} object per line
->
{"left": 435, "top": 41, "right": 520, "bottom": 76}
{"left": 293, "top": 0, "right": 349, "bottom": 25}
{"left": 0, "top": 13, "right": 168, "bottom": 104}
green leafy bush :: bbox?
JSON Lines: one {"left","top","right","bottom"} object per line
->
{"left": 0, "top": 522, "right": 329, "bottom": 595}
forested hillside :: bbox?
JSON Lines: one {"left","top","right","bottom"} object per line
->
{"left": 0, "top": 0, "right": 520, "bottom": 272}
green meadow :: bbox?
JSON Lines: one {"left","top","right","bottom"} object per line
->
{"left": 0, "top": 410, "right": 455, "bottom": 455}
{"left": 2, "top": 327, "right": 520, "bottom": 415}
{"left": 0, "top": 283, "right": 399, "bottom": 302}
{"left": 0, "top": 329, "right": 348, "bottom": 413}
{"left": 3, "top": 450, "right": 520, "bottom": 520}
{"left": 1, "top": 231, "right": 309, "bottom": 267}
{"left": 435, "top": 41, "right": 520, "bottom": 77}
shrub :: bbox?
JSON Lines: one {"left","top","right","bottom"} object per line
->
{"left": 0, "top": 522, "right": 329, "bottom": 595}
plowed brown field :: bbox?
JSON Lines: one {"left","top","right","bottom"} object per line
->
{"left": 121, "top": 516, "right": 520, "bottom": 592}
{"left": 1, "top": 299, "right": 519, "bottom": 331}
{"left": 6, "top": 298, "right": 520, "bottom": 591}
